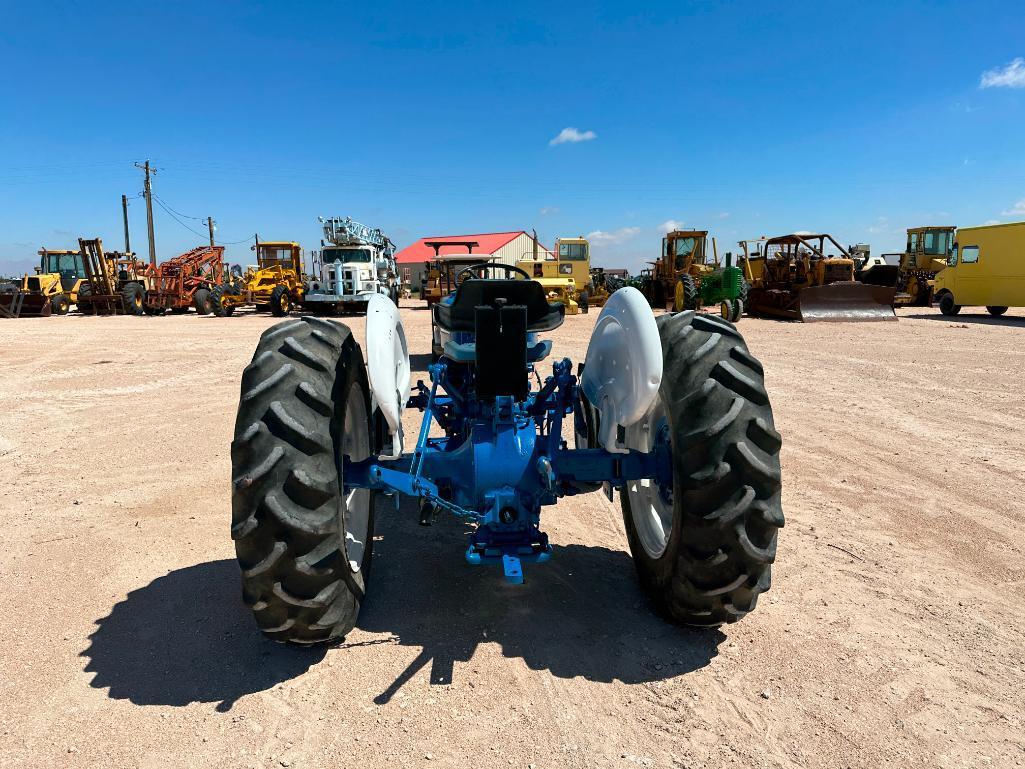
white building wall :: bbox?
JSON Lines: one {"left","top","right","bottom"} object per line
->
{"left": 491, "top": 233, "right": 552, "bottom": 268}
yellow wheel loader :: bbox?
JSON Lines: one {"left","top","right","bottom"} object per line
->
{"left": 739, "top": 232, "right": 896, "bottom": 322}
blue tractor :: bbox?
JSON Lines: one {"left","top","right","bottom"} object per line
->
{"left": 230, "top": 263, "right": 783, "bottom": 644}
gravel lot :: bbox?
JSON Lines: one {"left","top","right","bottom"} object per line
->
{"left": 1, "top": 303, "right": 1023, "bottom": 768}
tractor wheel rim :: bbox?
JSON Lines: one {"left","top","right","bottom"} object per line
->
{"left": 341, "top": 381, "right": 371, "bottom": 572}
{"left": 280, "top": 294, "right": 288, "bottom": 311}
{"left": 624, "top": 394, "right": 674, "bottom": 559}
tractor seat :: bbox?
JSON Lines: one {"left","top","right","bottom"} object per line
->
{"left": 433, "top": 278, "right": 565, "bottom": 333}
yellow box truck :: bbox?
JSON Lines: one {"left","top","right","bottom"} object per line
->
{"left": 935, "top": 221, "right": 1025, "bottom": 316}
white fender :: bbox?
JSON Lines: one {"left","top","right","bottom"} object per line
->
{"left": 581, "top": 287, "right": 663, "bottom": 454}
{"left": 365, "top": 294, "right": 410, "bottom": 459}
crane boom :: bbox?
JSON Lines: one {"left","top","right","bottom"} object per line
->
{"left": 320, "top": 216, "right": 392, "bottom": 251}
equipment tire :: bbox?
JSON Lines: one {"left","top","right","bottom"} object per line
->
{"left": 938, "top": 292, "right": 961, "bottom": 316}
{"left": 270, "top": 284, "right": 292, "bottom": 317}
{"left": 193, "top": 288, "right": 213, "bottom": 315}
{"left": 621, "top": 311, "right": 783, "bottom": 626}
{"left": 121, "top": 282, "right": 145, "bottom": 316}
{"left": 674, "top": 275, "right": 699, "bottom": 312}
{"left": 50, "top": 294, "right": 71, "bottom": 315}
{"left": 211, "top": 285, "right": 232, "bottom": 317}
{"left": 231, "top": 317, "right": 376, "bottom": 644}
{"left": 986, "top": 306, "right": 1008, "bottom": 317}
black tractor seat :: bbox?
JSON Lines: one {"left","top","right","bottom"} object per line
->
{"left": 433, "top": 278, "right": 565, "bottom": 333}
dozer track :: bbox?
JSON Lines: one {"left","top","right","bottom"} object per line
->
{"left": 798, "top": 282, "right": 896, "bottom": 322}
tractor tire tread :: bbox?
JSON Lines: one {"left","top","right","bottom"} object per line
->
{"left": 623, "top": 309, "right": 784, "bottom": 627}
{"left": 231, "top": 316, "right": 369, "bottom": 644}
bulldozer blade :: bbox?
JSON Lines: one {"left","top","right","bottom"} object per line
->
{"left": 798, "top": 283, "right": 896, "bottom": 322}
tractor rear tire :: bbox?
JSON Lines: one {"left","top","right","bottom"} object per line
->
{"left": 986, "top": 306, "right": 1008, "bottom": 317}
{"left": 938, "top": 292, "right": 961, "bottom": 316}
{"left": 193, "top": 288, "right": 213, "bottom": 315}
{"left": 121, "top": 282, "right": 145, "bottom": 316}
{"left": 674, "top": 275, "right": 699, "bottom": 312}
{"left": 50, "top": 294, "right": 70, "bottom": 315}
{"left": 231, "top": 317, "right": 376, "bottom": 644}
{"left": 621, "top": 311, "right": 783, "bottom": 626}
{"left": 270, "top": 285, "right": 292, "bottom": 317}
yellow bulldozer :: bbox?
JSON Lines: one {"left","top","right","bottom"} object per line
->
{"left": 213, "top": 240, "right": 305, "bottom": 316}
{"left": 739, "top": 232, "right": 896, "bottom": 322}
{"left": 0, "top": 248, "right": 88, "bottom": 318}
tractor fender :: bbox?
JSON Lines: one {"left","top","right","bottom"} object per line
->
{"left": 365, "top": 293, "right": 410, "bottom": 459}
{"left": 580, "top": 287, "right": 663, "bottom": 454}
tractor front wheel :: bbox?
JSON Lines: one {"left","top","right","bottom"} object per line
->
{"left": 719, "top": 299, "right": 743, "bottom": 323}
{"left": 231, "top": 317, "right": 376, "bottom": 644}
{"left": 621, "top": 311, "right": 783, "bottom": 626}
{"left": 270, "top": 285, "right": 292, "bottom": 317}
{"left": 986, "top": 306, "right": 1008, "bottom": 317}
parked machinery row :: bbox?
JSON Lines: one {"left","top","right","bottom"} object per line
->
{"left": 0, "top": 217, "right": 400, "bottom": 319}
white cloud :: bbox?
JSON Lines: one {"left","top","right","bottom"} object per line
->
{"left": 1001, "top": 198, "right": 1025, "bottom": 216}
{"left": 549, "top": 127, "right": 597, "bottom": 146}
{"left": 586, "top": 227, "right": 640, "bottom": 244}
{"left": 980, "top": 58, "right": 1025, "bottom": 89}
{"left": 539, "top": 206, "right": 560, "bottom": 216}
{"left": 867, "top": 216, "right": 889, "bottom": 235}
{"left": 659, "top": 219, "right": 684, "bottom": 233}
{"left": 984, "top": 220, "right": 1001, "bottom": 226}
{"left": 717, "top": 212, "right": 730, "bottom": 219}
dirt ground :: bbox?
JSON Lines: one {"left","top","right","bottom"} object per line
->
{"left": 1, "top": 303, "right": 1023, "bottom": 769}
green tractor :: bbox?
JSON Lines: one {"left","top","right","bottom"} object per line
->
{"left": 642, "top": 230, "right": 747, "bottom": 322}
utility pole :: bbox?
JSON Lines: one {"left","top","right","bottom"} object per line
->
{"left": 121, "top": 194, "right": 131, "bottom": 254}
{"left": 134, "top": 160, "right": 157, "bottom": 267}
{"left": 207, "top": 216, "right": 215, "bottom": 247}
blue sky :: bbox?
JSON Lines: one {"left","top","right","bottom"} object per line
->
{"left": 2, "top": 0, "right": 1024, "bottom": 275}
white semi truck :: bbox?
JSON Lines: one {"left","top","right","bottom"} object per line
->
{"left": 304, "top": 217, "right": 399, "bottom": 314}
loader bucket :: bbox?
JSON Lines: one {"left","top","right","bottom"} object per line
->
{"left": 798, "top": 282, "right": 896, "bottom": 322}
{"left": 17, "top": 293, "right": 54, "bottom": 317}
{"left": 0, "top": 291, "right": 52, "bottom": 318}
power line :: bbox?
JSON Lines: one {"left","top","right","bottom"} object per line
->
{"left": 153, "top": 196, "right": 210, "bottom": 239}
{"left": 152, "top": 194, "right": 206, "bottom": 221}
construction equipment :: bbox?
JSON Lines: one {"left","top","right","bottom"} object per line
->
{"left": 639, "top": 230, "right": 747, "bottom": 319}
{"left": 230, "top": 276, "right": 784, "bottom": 646}
{"left": 849, "top": 243, "right": 901, "bottom": 289}
{"left": 0, "top": 248, "right": 87, "bottom": 317}
{"left": 304, "top": 218, "right": 397, "bottom": 315}
{"left": 422, "top": 241, "right": 490, "bottom": 307}
{"left": 213, "top": 241, "right": 305, "bottom": 317}
{"left": 935, "top": 221, "right": 1025, "bottom": 316}
{"left": 516, "top": 236, "right": 608, "bottom": 315}
{"left": 893, "top": 226, "right": 956, "bottom": 306}
{"left": 144, "top": 245, "right": 226, "bottom": 315}
{"left": 739, "top": 232, "right": 896, "bottom": 322}
{"left": 76, "top": 239, "right": 151, "bottom": 315}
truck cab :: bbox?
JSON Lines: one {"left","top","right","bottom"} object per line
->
{"left": 304, "top": 217, "right": 398, "bottom": 314}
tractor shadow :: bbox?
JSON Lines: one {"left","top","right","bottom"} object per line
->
{"left": 80, "top": 559, "right": 325, "bottom": 711}
{"left": 357, "top": 498, "right": 725, "bottom": 704}
{"left": 902, "top": 312, "right": 1025, "bottom": 327}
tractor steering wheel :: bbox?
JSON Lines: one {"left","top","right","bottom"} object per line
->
{"left": 456, "top": 262, "right": 532, "bottom": 282}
